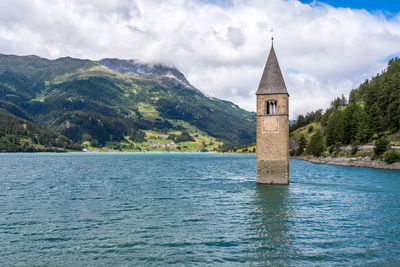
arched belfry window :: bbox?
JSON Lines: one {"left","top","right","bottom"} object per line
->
{"left": 266, "top": 100, "right": 277, "bottom": 115}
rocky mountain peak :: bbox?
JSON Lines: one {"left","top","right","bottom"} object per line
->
{"left": 98, "top": 58, "right": 191, "bottom": 85}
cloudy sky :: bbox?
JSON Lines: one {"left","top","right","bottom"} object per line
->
{"left": 0, "top": 0, "right": 399, "bottom": 118}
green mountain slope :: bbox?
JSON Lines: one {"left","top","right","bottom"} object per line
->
{"left": 0, "top": 111, "right": 80, "bottom": 152}
{"left": 0, "top": 54, "right": 255, "bottom": 149}
{"left": 288, "top": 57, "right": 400, "bottom": 159}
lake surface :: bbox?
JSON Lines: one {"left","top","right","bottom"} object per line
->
{"left": 1, "top": 153, "right": 400, "bottom": 266}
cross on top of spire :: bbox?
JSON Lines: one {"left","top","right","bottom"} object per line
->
{"left": 270, "top": 29, "right": 274, "bottom": 45}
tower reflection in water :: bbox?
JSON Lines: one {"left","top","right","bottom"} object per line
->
{"left": 250, "top": 185, "right": 297, "bottom": 265}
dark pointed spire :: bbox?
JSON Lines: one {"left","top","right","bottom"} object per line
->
{"left": 256, "top": 40, "right": 288, "bottom": 95}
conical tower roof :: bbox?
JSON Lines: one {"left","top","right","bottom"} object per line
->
{"left": 256, "top": 42, "right": 288, "bottom": 95}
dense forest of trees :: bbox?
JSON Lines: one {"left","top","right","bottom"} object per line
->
{"left": 290, "top": 57, "right": 400, "bottom": 162}
{"left": 0, "top": 112, "right": 81, "bottom": 152}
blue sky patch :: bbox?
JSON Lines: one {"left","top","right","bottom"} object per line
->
{"left": 299, "top": 0, "right": 400, "bottom": 15}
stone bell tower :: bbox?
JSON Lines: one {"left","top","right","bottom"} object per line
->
{"left": 256, "top": 39, "right": 289, "bottom": 184}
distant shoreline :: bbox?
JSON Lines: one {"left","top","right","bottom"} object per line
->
{"left": 2, "top": 151, "right": 400, "bottom": 171}
{"left": 0, "top": 150, "right": 217, "bottom": 154}
{"left": 294, "top": 156, "right": 400, "bottom": 171}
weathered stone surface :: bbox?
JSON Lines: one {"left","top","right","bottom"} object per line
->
{"left": 256, "top": 94, "right": 289, "bottom": 184}
{"left": 257, "top": 159, "right": 289, "bottom": 184}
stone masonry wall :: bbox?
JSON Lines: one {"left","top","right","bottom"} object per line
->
{"left": 256, "top": 94, "right": 289, "bottom": 184}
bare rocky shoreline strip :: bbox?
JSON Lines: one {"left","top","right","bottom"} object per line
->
{"left": 294, "top": 156, "right": 400, "bottom": 171}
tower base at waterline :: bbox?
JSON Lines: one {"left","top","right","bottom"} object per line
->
{"left": 256, "top": 160, "right": 289, "bottom": 185}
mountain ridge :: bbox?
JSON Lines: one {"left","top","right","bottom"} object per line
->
{"left": 0, "top": 53, "right": 256, "bottom": 150}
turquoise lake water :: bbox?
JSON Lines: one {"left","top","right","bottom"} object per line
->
{"left": 0, "top": 152, "right": 399, "bottom": 266}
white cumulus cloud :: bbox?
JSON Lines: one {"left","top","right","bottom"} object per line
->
{"left": 0, "top": 0, "right": 399, "bottom": 118}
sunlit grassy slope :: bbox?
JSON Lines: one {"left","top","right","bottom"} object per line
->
{"left": 0, "top": 54, "right": 256, "bottom": 151}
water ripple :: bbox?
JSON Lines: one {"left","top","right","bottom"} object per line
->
{"left": 0, "top": 153, "right": 399, "bottom": 265}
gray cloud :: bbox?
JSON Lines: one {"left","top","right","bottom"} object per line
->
{"left": 0, "top": 0, "right": 399, "bottom": 118}
{"left": 227, "top": 27, "right": 245, "bottom": 48}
